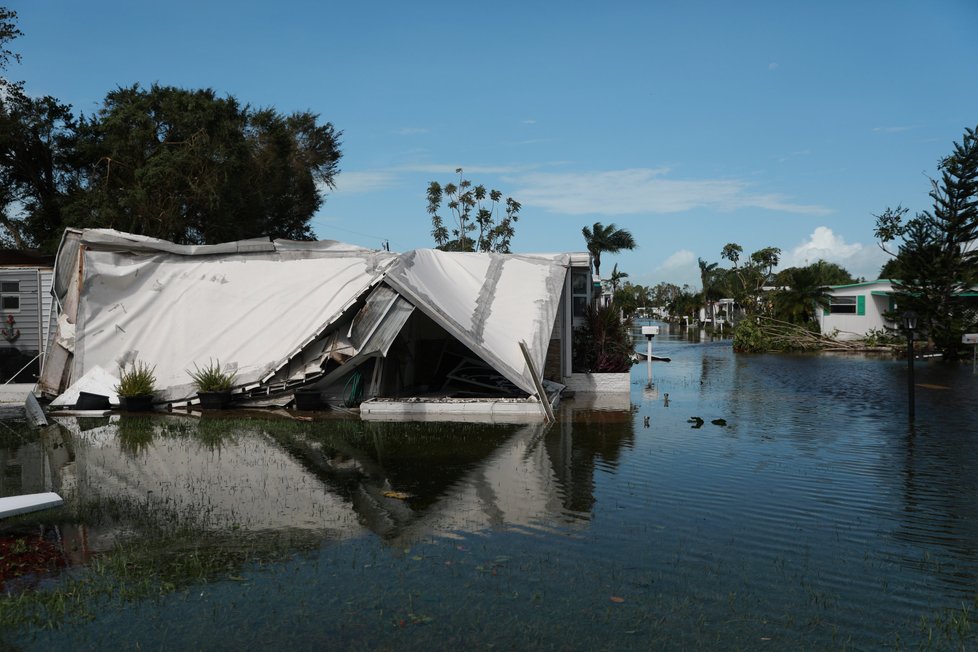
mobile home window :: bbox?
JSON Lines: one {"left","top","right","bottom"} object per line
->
{"left": 571, "top": 270, "right": 589, "bottom": 318}
{"left": 0, "top": 281, "right": 19, "bottom": 311}
{"left": 829, "top": 295, "right": 857, "bottom": 314}
{"left": 829, "top": 295, "right": 866, "bottom": 315}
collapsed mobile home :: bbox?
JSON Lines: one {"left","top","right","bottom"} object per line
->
{"left": 38, "top": 229, "right": 619, "bottom": 420}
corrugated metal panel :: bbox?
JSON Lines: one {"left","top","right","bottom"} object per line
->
{"left": 358, "top": 297, "right": 414, "bottom": 357}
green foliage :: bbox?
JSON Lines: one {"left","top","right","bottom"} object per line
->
{"left": 582, "top": 222, "right": 636, "bottom": 277}
{"left": 733, "top": 316, "right": 823, "bottom": 353}
{"left": 732, "top": 318, "right": 766, "bottom": 353}
{"left": 427, "top": 168, "right": 520, "bottom": 252}
{"left": 572, "top": 303, "right": 634, "bottom": 373}
{"left": 667, "top": 288, "right": 701, "bottom": 321}
{"left": 770, "top": 266, "right": 831, "bottom": 324}
{"left": 0, "top": 8, "right": 343, "bottom": 251}
{"left": 713, "top": 244, "right": 782, "bottom": 317}
{"left": 66, "top": 84, "right": 341, "bottom": 246}
{"left": 114, "top": 361, "right": 157, "bottom": 397}
{"left": 649, "top": 281, "right": 683, "bottom": 307}
{"left": 874, "top": 125, "right": 978, "bottom": 359}
{"left": 188, "top": 359, "right": 237, "bottom": 392}
{"left": 0, "top": 9, "right": 77, "bottom": 250}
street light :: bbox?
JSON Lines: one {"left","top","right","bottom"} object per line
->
{"left": 903, "top": 311, "right": 917, "bottom": 420}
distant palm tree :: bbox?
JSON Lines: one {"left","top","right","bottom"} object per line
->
{"left": 582, "top": 222, "right": 637, "bottom": 277}
{"left": 772, "top": 267, "right": 832, "bottom": 324}
{"left": 698, "top": 257, "right": 719, "bottom": 324}
{"left": 609, "top": 263, "right": 629, "bottom": 292}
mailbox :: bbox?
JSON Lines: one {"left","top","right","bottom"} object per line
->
{"left": 641, "top": 325, "right": 659, "bottom": 338}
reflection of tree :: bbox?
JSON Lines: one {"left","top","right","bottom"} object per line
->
{"left": 545, "top": 409, "right": 635, "bottom": 515}
{"left": 896, "top": 391, "right": 978, "bottom": 590}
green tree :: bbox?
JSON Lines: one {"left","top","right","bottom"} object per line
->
{"left": 649, "top": 281, "right": 682, "bottom": 308}
{"left": 697, "top": 257, "right": 720, "bottom": 323}
{"left": 609, "top": 263, "right": 629, "bottom": 292}
{"left": 667, "top": 287, "right": 701, "bottom": 323}
{"left": 878, "top": 256, "right": 906, "bottom": 281}
{"left": 774, "top": 260, "right": 855, "bottom": 287}
{"left": 0, "top": 7, "right": 79, "bottom": 250}
{"left": 874, "top": 125, "right": 978, "bottom": 358}
{"left": 427, "top": 168, "right": 520, "bottom": 252}
{"left": 581, "top": 222, "right": 636, "bottom": 277}
{"left": 771, "top": 266, "right": 831, "bottom": 324}
{"left": 65, "top": 84, "right": 341, "bottom": 245}
{"left": 718, "top": 243, "right": 782, "bottom": 317}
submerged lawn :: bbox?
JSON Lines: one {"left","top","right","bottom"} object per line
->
{"left": 3, "top": 330, "right": 978, "bottom": 649}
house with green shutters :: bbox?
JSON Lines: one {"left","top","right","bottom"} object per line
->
{"left": 816, "top": 279, "right": 910, "bottom": 340}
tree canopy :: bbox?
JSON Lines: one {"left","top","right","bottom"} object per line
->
{"left": 874, "top": 125, "right": 978, "bottom": 358}
{"left": 427, "top": 169, "right": 520, "bottom": 252}
{"left": 0, "top": 10, "right": 343, "bottom": 251}
{"left": 582, "top": 222, "right": 636, "bottom": 277}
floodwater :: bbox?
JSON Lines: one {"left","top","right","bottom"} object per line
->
{"left": 3, "top": 323, "right": 978, "bottom": 650}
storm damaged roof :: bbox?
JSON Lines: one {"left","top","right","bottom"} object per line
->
{"left": 39, "top": 229, "right": 570, "bottom": 405}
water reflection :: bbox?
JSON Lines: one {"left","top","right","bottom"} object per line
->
{"left": 2, "top": 408, "right": 637, "bottom": 552}
{"left": 5, "top": 335, "right": 978, "bottom": 649}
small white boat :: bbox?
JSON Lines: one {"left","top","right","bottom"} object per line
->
{"left": 0, "top": 492, "right": 64, "bottom": 519}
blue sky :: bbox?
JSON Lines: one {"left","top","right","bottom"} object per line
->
{"left": 7, "top": 0, "right": 978, "bottom": 287}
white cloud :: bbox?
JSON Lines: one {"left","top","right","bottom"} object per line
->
{"left": 394, "top": 127, "right": 428, "bottom": 136}
{"left": 658, "top": 249, "right": 696, "bottom": 270}
{"left": 512, "top": 168, "right": 831, "bottom": 216}
{"left": 521, "top": 119, "right": 537, "bottom": 125}
{"left": 780, "top": 226, "right": 887, "bottom": 279}
{"left": 332, "top": 171, "right": 399, "bottom": 194}
{"left": 654, "top": 249, "right": 700, "bottom": 287}
{"left": 768, "top": 62, "right": 779, "bottom": 71}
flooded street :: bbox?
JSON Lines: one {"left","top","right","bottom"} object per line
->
{"left": 3, "top": 324, "right": 978, "bottom": 649}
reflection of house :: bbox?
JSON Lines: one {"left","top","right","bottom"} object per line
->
{"left": 817, "top": 280, "right": 899, "bottom": 340}
{"left": 0, "top": 251, "right": 56, "bottom": 382}
{"left": 39, "top": 229, "right": 612, "bottom": 418}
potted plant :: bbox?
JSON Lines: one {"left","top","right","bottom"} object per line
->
{"left": 115, "top": 360, "right": 157, "bottom": 412}
{"left": 189, "top": 359, "right": 237, "bottom": 410}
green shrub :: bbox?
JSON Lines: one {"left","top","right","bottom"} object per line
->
{"left": 572, "top": 303, "right": 634, "bottom": 373}
{"left": 188, "top": 360, "right": 237, "bottom": 392}
{"left": 115, "top": 361, "right": 157, "bottom": 397}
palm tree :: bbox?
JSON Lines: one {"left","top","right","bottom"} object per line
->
{"left": 609, "top": 263, "right": 629, "bottom": 293}
{"left": 698, "top": 257, "right": 719, "bottom": 324}
{"left": 772, "top": 266, "right": 832, "bottom": 324}
{"left": 582, "top": 222, "right": 637, "bottom": 277}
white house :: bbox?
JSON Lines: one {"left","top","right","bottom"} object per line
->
{"left": 817, "top": 280, "right": 900, "bottom": 340}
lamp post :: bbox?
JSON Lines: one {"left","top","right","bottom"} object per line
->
{"left": 903, "top": 311, "right": 917, "bottom": 420}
